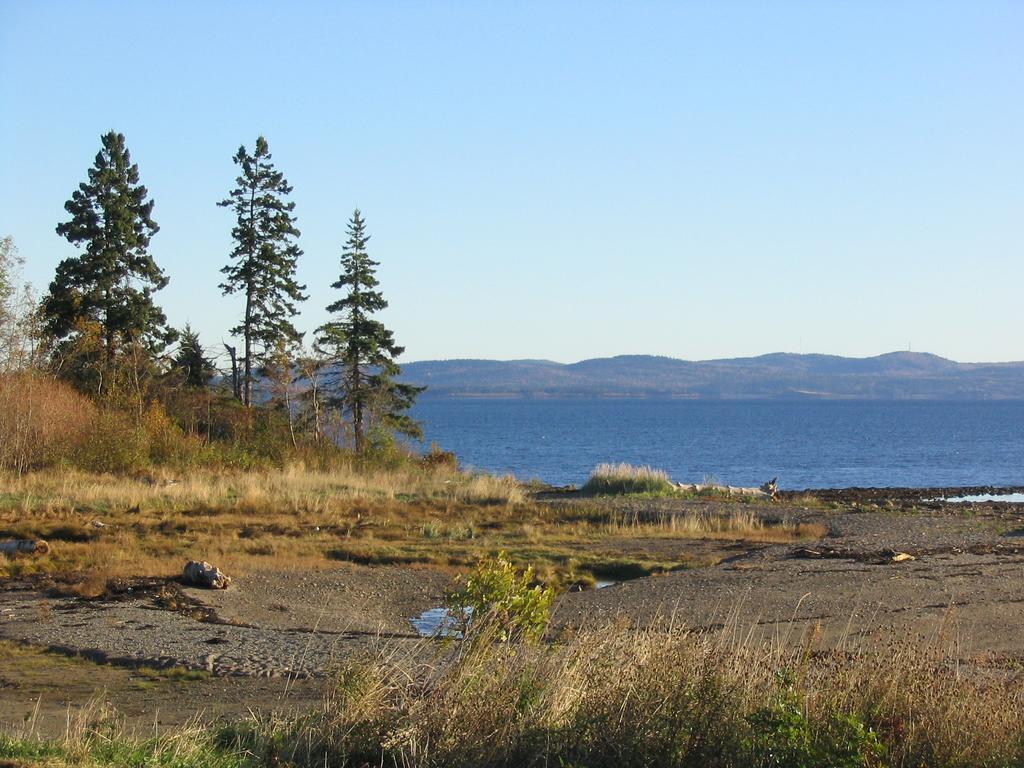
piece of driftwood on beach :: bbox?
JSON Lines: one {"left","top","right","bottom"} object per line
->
{"left": 182, "top": 560, "right": 232, "bottom": 589}
{"left": 675, "top": 477, "right": 778, "bottom": 499}
{"left": 0, "top": 539, "right": 50, "bottom": 556}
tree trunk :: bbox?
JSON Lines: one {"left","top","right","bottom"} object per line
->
{"left": 103, "top": 291, "right": 115, "bottom": 396}
{"left": 224, "top": 343, "right": 241, "bottom": 401}
{"left": 312, "top": 379, "right": 323, "bottom": 445}
{"left": 285, "top": 384, "right": 297, "bottom": 449}
{"left": 243, "top": 175, "right": 257, "bottom": 409}
{"left": 352, "top": 363, "right": 363, "bottom": 452}
{"left": 243, "top": 289, "right": 253, "bottom": 408}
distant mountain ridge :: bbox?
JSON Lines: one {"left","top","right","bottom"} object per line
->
{"left": 400, "top": 352, "right": 1024, "bottom": 400}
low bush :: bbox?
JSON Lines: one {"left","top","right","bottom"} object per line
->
{"left": 446, "top": 552, "right": 554, "bottom": 641}
{"left": 420, "top": 442, "right": 459, "bottom": 470}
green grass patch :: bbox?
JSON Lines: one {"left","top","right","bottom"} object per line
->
{"left": 0, "top": 731, "right": 250, "bottom": 768}
{"left": 136, "top": 665, "right": 210, "bottom": 683}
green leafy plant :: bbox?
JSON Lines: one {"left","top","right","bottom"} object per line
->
{"left": 746, "top": 673, "right": 885, "bottom": 768}
{"left": 446, "top": 552, "right": 554, "bottom": 642}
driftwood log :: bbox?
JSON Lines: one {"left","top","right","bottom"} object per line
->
{"left": 0, "top": 539, "right": 50, "bottom": 556}
{"left": 182, "top": 560, "right": 231, "bottom": 589}
{"left": 675, "top": 477, "right": 778, "bottom": 500}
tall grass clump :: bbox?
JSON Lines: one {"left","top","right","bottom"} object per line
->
{"left": 582, "top": 462, "right": 676, "bottom": 495}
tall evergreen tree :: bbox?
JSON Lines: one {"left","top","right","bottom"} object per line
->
{"left": 218, "top": 136, "right": 306, "bottom": 407}
{"left": 173, "top": 324, "right": 216, "bottom": 387}
{"left": 316, "top": 210, "right": 424, "bottom": 451}
{"left": 43, "top": 131, "right": 172, "bottom": 371}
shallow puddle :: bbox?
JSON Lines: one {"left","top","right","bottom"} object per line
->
{"left": 410, "top": 607, "right": 471, "bottom": 638}
{"left": 938, "top": 493, "right": 1024, "bottom": 504}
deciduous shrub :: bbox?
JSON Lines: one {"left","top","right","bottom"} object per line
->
{"left": 446, "top": 552, "right": 554, "bottom": 641}
{"left": 420, "top": 442, "right": 458, "bottom": 471}
{"left": 0, "top": 373, "right": 95, "bottom": 473}
{"left": 73, "top": 408, "right": 149, "bottom": 473}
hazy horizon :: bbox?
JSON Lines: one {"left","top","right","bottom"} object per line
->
{"left": 2, "top": 2, "right": 1021, "bottom": 363}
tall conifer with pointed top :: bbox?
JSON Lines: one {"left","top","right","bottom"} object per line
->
{"left": 316, "top": 209, "right": 424, "bottom": 451}
{"left": 218, "top": 136, "right": 306, "bottom": 407}
{"left": 43, "top": 131, "right": 173, "bottom": 372}
{"left": 173, "top": 325, "right": 216, "bottom": 388}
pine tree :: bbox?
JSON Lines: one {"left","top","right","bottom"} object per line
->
{"left": 43, "top": 131, "right": 173, "bottom": 373}
{"left": 316, "top": 210, "right": 424, "bottom": 451}
{"left": 173, "top": 324, "right": 216, "bottom": 388}
{"left": 218, "top": 136, "right": 306, "bottom": 407}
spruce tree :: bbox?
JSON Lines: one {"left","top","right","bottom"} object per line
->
{"left": 43, "top": 131, "right": 172, "bottom": 370}
{"left": 218, "top": 136, "right": 306, "bottom": 407}
{"left": 316, "top": 210, "right": 424, "bottom": 451}
{"left": 173, "top": 324, "right": 216, "bottom": 387}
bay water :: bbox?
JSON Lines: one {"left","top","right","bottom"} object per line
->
{"left": 410, "top": 399, "right": 1024, "bottom": 490}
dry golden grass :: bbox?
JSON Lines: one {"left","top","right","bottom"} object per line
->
{"left": 0, "top": 466, "right": 822, "bottom": 594}
{"left": 5, "top": 618, "right": 1022, "bottom": 767}
{"left": 600, "top": 507, "right": 828, "bottom": 543}
{"left": 188, "top": 619, "right": 1024, "bottom": 767}
{"left": 2, "top": 462, "right": 525, "bottom": 510}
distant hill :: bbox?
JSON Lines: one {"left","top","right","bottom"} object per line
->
{"left": 400, "top": 352, "right": 1024, "bottom": 400}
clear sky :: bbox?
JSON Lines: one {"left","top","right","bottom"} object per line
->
{"left": 1, "top": 1, "right": 1022, "bottom": 364}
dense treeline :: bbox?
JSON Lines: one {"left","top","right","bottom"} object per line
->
{"left": 0, "top": 130, "right": 425, "bottom": 474}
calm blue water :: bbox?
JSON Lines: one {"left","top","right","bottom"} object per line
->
{"left": 410, "top": 399, "right": 1024, "bottom": 490}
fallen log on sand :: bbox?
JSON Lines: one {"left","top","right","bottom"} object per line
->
{"left": 0, "top": 539, "right": 50, "bottom": 556}
{"left": 183, "top": 560, "right": 232, "bottom": 589}
{"left": 675, "top": 477, "right": 778, "bottom": 500}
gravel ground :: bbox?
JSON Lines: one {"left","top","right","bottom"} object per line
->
{"left": 0, "top": 588, "right": 391, "bottom": 677}
{"left": 189, "top": 564, "right": 452, "bottom": 635}
{"left": 4, "top": 500, "right": 1024, "bottom": 678}
{"left": 554, "top": 503, "right": 1024, "bottom": 655}
{"left": 554, "top": 549, "right": 1024, "bottom": 655}
{"left": 0, "top": 563, "right": 451, "bottom": 678}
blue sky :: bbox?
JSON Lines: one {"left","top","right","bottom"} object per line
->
{"left": 1, "top": 1, "right": 1021, "bottom": 363}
